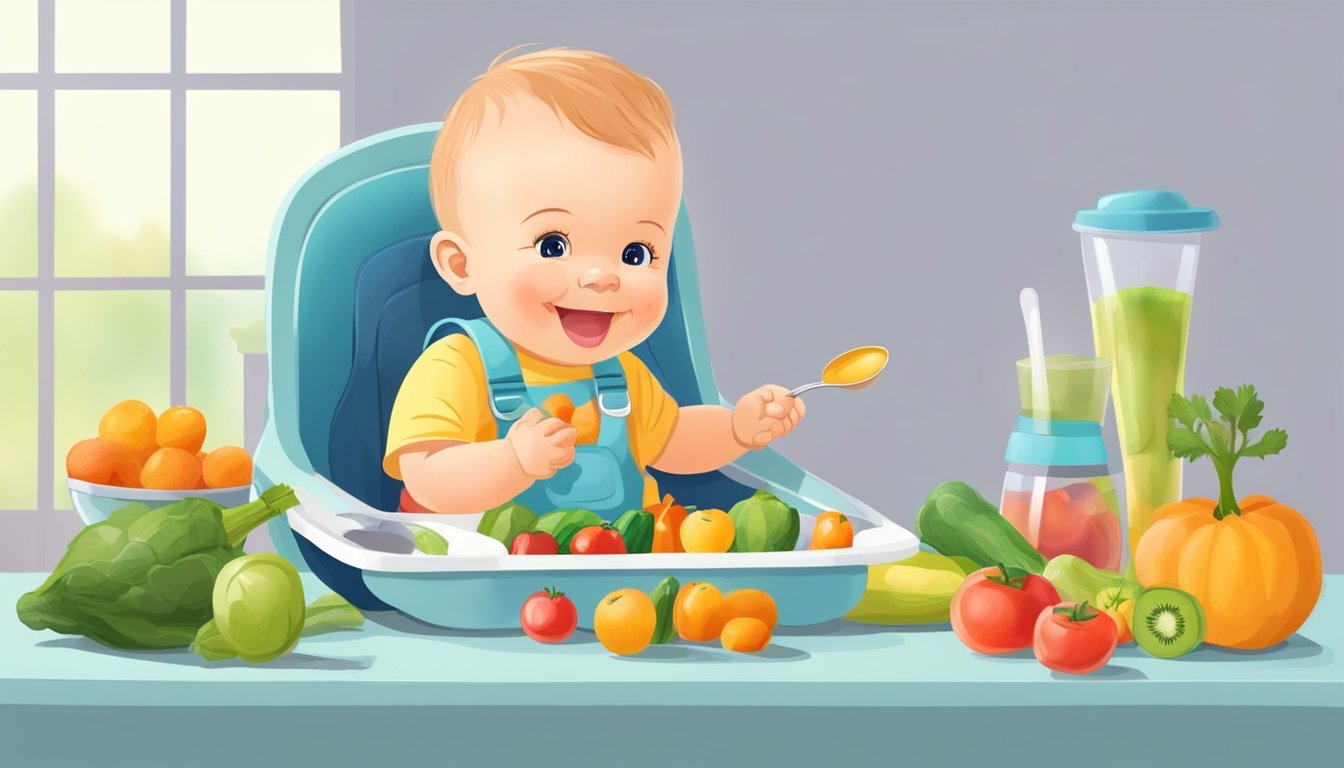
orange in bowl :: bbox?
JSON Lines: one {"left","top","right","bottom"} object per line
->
{"left": 141, "top": 447, "right": 202, "bottom": 490}
{"left": 67, "top": 438, "right": 143, "bottom": 488}
{"left": 98, "top": 400, "right": 158, "bottom": 463}
{"left": 203, "top": 446, "right": 253, "bottom": 488}
{"left": 157, "top": 405, "right": 207, "bottom": 454}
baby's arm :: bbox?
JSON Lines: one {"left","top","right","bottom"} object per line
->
{"left": 399, "top": 408, "right": 577, "bottom": 514}
{"left": 652, "top": 385, "right": 804, "bottom": 475}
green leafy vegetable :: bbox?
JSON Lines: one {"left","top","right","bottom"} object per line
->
{"left": 193, "top": 593, "right": 364, "bottom": 662}
{"left": 210, "top": 553, "right": 306, "bottom": 664}
{"left": 1168, "top": 386, "right": 1288, "bottom": 519}
{"left": 15, "top": 485, "right": 299, "bottom": 650}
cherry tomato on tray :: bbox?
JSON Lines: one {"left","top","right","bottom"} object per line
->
{"left": 521, "top": 587, "right": 578, "bottom": 644}
{"left": 570, "top": 524, "right": 626, "bottom": 555}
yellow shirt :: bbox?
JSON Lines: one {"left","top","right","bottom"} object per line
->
{"left": 384, "top": 334, "right": 680, "bottom": 506}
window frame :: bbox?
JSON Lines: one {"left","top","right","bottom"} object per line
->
{"left": 0, "top": 0, "right": 351, "bottom": 517}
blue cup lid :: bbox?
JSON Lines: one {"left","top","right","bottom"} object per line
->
{"left": 1074, "top": 190, "right": 1220, "bottom": 234}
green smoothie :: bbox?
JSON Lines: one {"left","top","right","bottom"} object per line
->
{"left": 1091, "top": 286, "right": 1192, "bottom": 554}
{"left": 1015, "top": 355, "right": 1111, "bottom": 422}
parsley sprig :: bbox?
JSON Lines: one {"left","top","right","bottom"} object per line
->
{"left": 1168, "top": 385, "right": 1288, "bottom": 519}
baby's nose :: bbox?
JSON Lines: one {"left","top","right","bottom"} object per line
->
{"left": 578, "top": 267, "right": 620, "bottom": 293}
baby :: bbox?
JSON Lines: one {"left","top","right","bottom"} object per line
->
{"left": 384, "top": 47, "right": 805, "bottom": 518}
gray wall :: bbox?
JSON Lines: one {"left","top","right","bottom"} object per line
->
{"left": 349, "top": 0, "right": 1344, "bottom": 569}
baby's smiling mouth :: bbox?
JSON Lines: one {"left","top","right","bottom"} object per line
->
{"left": 553, "top": 305, "right": 619, "bottom": 348}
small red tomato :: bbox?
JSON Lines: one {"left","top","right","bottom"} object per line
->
{"left": 569, "top": 524, "right": 626, "bottom": 555}
{"left": 521, "top": 587, "right": 578, "bottom": 643}
{"left": 511, "top": 531, "right": 559, "bottom": 555}
{"left": 1033, "top": 601, "right": 1118, "bottom": 675}
{"left": 950, "top": 564, "right": 1061, "bottom": 654}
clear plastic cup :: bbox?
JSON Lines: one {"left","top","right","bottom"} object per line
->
{"left": 1014, "top": 354, "right": 1111, "bottom": 423}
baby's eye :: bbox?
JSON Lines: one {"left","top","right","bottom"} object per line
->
{"left": 535, "top": 232, "right": 570, "bottom": 259}
{"left": 621, "top": 242, "right": 653, "bottom": 267}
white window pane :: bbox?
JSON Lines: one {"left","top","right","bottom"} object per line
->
{"left": 56, "top": 0, "right": 170, "bottom": 73}
{"left": 187, "top": 90, "right": 339, "bottom": 275}
{"left": 187, "top": 290, "right": 264, "bottom": 452}
{"left": 0, "top": 291, "right": 38, "bottom": 508}
{"left": 54, "top": 291, "right": 170, "bottom": 508}
{"left": 187, "top": 0, "right": 341, "bottom": 73}
{"left": 0, "top": 0, "right": 38, "bottom": 73}
{"left": 55, "top": 90, "right": 170, "bottom": 277}
{"left": 0, "top": 90, "right": 37, "bottom": 277}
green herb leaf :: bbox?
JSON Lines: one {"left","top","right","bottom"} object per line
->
{"left": 1240, "top": 428, "right": 1288, "bottom": 459}
{"left": 1169, "top": 393, "right": 1200, "bottom": 429}
{"left": 1237, "top": 386, "right": 1264, "bottom": 432}
{"left": 1189, "top": 394, "right": 1214, "bottom": 424}
{"left": 1212, "top": 386, "right": 1242, "bottom": 423}
{"left": 1168, "top": 427, "right": 1212, "bottom": 461}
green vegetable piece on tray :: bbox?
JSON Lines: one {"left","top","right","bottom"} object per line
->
{"left": 915, "top": 481, "right": 1045, "bottom": 574}
{"left": 406, "top": 524, "right": 449, "bottom": 555}
{"left": 477, "top": 502, "right": 537, "bottom": 550}
{"left": 210, "top": 553, "right": 306, "bottom": 664}
{"left": 649, "top": 576, "right": 680, "bottom": 644}
{"left": 15, "top": 484, "right": 300, "bottom": 650}
{"left": 611, "top": 509, "right": 654, "bottom": 554}
{"left": 728, "top": 490, "right": 800, "bottom": 552}
{"left": 532, "top": 508, "right": 603, "bottom": 554}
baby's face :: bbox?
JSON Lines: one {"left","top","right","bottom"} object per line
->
{"left": 439, "top": 97, "right": 682, "bottom": 367}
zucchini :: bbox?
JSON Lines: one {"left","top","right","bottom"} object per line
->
{"left": 915, "top": 481, "right": 1045, "bottom": 574}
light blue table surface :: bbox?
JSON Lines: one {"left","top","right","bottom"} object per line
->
{"left": 2, "top": 574, "right": 1340, "bottom": 709}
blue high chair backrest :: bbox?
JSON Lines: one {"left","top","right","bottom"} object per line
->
{"left": 276, "top": 123, "right": 752, "bottom": 513}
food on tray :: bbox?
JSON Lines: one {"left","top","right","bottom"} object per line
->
{"left": 570, "top": 524, "right": 627, "bottom": 555}
{"left": 809, "top": 511, "right": 854, "bottom": 550}
{"left": 511, "top": 531, "right": 559, "bottom": 555}
{"left": 680, "top": 508, "right": 735, "bottom": 553}
{"left": 1135, "top": 387, "right": 1320, "bottom": 649}
{"left": 674, "top": 581, "right": 727, "bottom": 642}
{"left": 66, "top": 438, "right": 142, "bottom": 487}
{"left": 648, "top": 494, "right": 689, "bottom": 553}
{"left": 728, "top": 489, "right": 800, "bottom": 553}
{"left": 531, "top": 508, "right": 603, "bottom": 554}
{"left": 478, "top": 501, "right": 538, "bottom": 550}
{"left": 194, "top": 592, "right": 364, "bottom": 662}
{"left": 1000, "top": 480, "right": 1122, "bottom": 570}
{"left": 69, "top": 400, "right": 253, "bottom": 489}
{"left": 407, "top": 524, "right": 449, "bottom": 555}
{"left": 1041, "top": 554, "right": 1138, "bottom": 605}
{"left": 916, "top": 481, "right": 1046, "bottom": 574}
{"left": 1132, "top": 587, "right": 1206, "bottom": 659}
{"left": 1032, "top": 601, "right": 1118, "bottom": 675}
{"left": 1096, "top": 587, "right": 1137, "bottom": 644}
{"left": 723, "top": 588, "right": 778, "bottom": 629}
{"left": 16, "top": 485, "right": 299, "bottom": 649}
{"left": 950, "top": 564, "right": 1060, "bottom": 655}
{"left": 844, "top": 551, "right": 971, "bottom": 625}
{"left": 593, "top": 588, "right": 657, "bottom": 655}
{"left": 649, "top": 576, "right": 680, "bottom": 645}
{"left": 721, "top": 617, "right": 772, "bottom": 653}
{"left": 521, "top": 587, "right": 578, "bottom": 644}
{"left": 611, "top": 508, "right": 654, "bottom": 554}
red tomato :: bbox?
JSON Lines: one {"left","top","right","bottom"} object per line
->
{"left": 569, "top": 525, "right": 626, "bottom": 555}
{"left": 511, "top": 531, "right": 559, "bottom": 555}
{"left": 1033, "top": 601, "right": 1118, "bottom": 675}
{"left": 520, "top": 587, "right": 578, "bottom": 643}
{"left": 950, "top": 565, "right": 1061, "bottom": 654}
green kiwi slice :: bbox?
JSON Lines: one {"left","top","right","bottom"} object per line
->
{"left": 1134, "top": 587, "right": 1206, "bottom": 659}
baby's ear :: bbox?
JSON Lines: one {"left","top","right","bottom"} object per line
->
{"left": 430, "top": 231, "right": 474, "bottom": 295}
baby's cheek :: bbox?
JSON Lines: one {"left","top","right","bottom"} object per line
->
{"left": 625, "top": 274, "right": 669, "bottom": 326}
{"left": 511, "top": 260, "right": 569, "bottom": 306}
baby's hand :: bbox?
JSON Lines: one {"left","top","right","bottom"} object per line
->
{"left": 507, "top": 408, "right": 578, "bottom": 479}
{"left": 732, "top": 385, "right": 805, "bottom": 450}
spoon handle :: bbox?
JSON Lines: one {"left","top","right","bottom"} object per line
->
{"left": 788, "top": 381, "right": 829, "bottom": 397}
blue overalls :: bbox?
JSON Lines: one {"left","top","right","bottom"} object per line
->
{"left": 423, "top": 317, "right": 647, "bottom": 520}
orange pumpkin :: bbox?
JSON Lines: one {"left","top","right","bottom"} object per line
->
{"left": 1134, "top": 495, "right": 1321, "bottom": 649}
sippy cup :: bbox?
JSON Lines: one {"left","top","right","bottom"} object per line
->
{"left": 1075, "top": 190, "right": 1219, "bottom": 559}
{"left": 1000, "top": 290, "right": 1122, "bottom": 571}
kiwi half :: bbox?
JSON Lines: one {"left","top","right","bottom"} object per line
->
{"left": 1134, "top": 587, "right": 1206, "bottom": 659}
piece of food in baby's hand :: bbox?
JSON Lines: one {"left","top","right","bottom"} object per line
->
{"left": 541, "top": 393, "right": 576, "bottom": 424}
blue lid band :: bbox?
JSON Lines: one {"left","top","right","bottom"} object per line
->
{"left": 1074, "top": 189, "right": 1220, "bottom": 234}
{"left": 1005, "top": 418, "right": 1109, "bottom": 467}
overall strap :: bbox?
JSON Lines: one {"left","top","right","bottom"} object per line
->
{"left": 423, "top": 317, "right": 529, "bottom": 421}
{"left": 591, "top": 357, "right": 631, "bottom": 417}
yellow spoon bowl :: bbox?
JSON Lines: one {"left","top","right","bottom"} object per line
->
{"left": 789, "top": 346, "right": 890, "bottom": 397}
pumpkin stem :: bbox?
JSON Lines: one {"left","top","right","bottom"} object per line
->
{"left": 1213, "top": 457, "right": 1242, "bottom": 520}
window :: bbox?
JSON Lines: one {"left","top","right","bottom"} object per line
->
{"left": 0, "top": 1, "right": 345, "bottom": 539}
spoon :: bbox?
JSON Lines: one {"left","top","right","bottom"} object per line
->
{"left": 1018, "top": 288, "right": 1051, "bottom": 420}
{"left": 788, "top": 346, "right": 890, "bottom": 397}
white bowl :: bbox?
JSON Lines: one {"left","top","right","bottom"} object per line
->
{"left": 67, "top": 478, "right": 253, "bottom": 526}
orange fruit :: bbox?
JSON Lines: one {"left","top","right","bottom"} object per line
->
{"left": 673, "top": 581, "right": 726, "bottom": 642}
{"left": 98, "top": 400, "right": 158, "bottom": 463}
{"left": 721, "top": 617, "right": 772, "bottom": 653}
{"left": 810, "top": 511, "right": 854, "bottom": 549}
{"left": 66, "top": 438, "right": 143, "bottom": 487}
{"left": 540, "top": 393, "right": 575, "bottom": 424}
{"left": 156, "top": 405, "right": 207, "bottom": 454}
{"left": 680, "top": 509, "right": 735, "bottom": 553}
{"left": 141, "top": 447, "right": 202, "bottom": 490}
{"left": 593, "top": 588, "right": 656, "bottom": 656}
{"left": 570, "top": 399, "right": 600, "bottom": 445}
{"left": 722, "top": 588, "right": 778, "bottom": 629}
{"left": 202, "top": 446, "right": 253, "bottom": 488}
